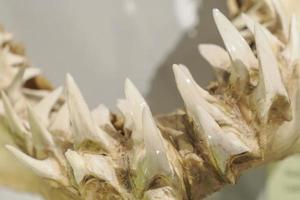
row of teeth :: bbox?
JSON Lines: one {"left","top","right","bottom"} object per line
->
{"left": 2, "top": 5, "right": 300, "bottom": 199}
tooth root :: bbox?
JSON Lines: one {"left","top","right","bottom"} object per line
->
{"left": 272, "top": 0, "right": 289, "bottom": 39}
{"left": 65, "top": 74, "right": 117, "bottom": 152}
{"left": 33, "top": 87, "right": 63, "bottom": 126}
{"left": 6, "top": 145, "right": 66, "bottom": 184}
{"left": 1, "top": 91, "right": 29, "bottom": 138}
{"left": 142, "top": 106, "right": 173, "bottom": 177}
{"left": 28, "top": 106, "right": 55, "bottom": 151}
{"left": 194, "top": 106, "right": 249, "bottom": 175}
{"left": 5, "top": 68, "right": 25, "bottom": 104}
{"left": 65, "top": 150, "right": 121, "bottom": 191}
{"left": 198, "top": 44, "right": 230, "bottom": 82}
{"left": 173, "top": 64, "right": 228, "bottom": 123}
{"left": 286, "top": 15, "right": 300, "bottom": 65}
{"left": 241, "top": 13, "right": 284, "bottom": 49}
{"left": 213, "top": 9, "right": 258, "bottom": 72}
{"left": 254, "top": 24, "right": 291, "bottom": 122}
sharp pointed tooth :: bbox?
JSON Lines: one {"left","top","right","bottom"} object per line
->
{"left": 213, "top": 9, "right": 258, "bottom": 71}
{"left": 173, "top": 64, "right": 228, "bottom": 123}
{"left": 286, "top": 15, "right": 300, "bottom": 65}
{"left": 28, "top": 106, "right": 55, "bottom": 151}
{"left": 6, "top": 145, "right": 67, "bottom": 184}
{"left": 194, "top": 106, "right": 249, "bottom": 175}
{"left": 65, "top": 74, "right": 117, "bottom": 152}
{"left": 272, "top": 0, "right": 289, "bottom": 39}
{"left": 1, "top": 91, "right": 29, "bottom": 138}
{"left": 33, "top": 87, "right": 63, "bottom": 126}
{"left": 254, "top": 24, "right": 291, "bottom": 122}
{"left": 5, "top": 68, "right": 25, "bottom": 104}
{"left": 65, "top": 150, "right": 121, "bottom": 191}
{"left": 124, "top": 78, "right": 147, "bottom": 130}
{"left": 142, "top": 106, "right": 173, "bottom": 177}
{"left": 198, "top": 44, "right": 230, "bottom": 82}
{"left": 241, "top": 13, "right": 284, "bottom": 49}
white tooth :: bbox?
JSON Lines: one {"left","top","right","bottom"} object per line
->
{"left": 173, "top": 64, "right": 229, "bottom": 123}
{"left": 241, "top": 13, "right": 284, "bottom": 49}
{"left": 142, "top": 106, "right": 173, "bottom": 177}
{"left": 5, "top": 50, "right": 26, "bottom": 66}
{"left": 2, "top": 91, "right": 29, "bottom": 138}
{"left": 285, "top": 15, "right": 300, "bottom": 66}
{"left": 65, "top": 74, "right": 117, "bottom": 152}
{"left": 198, "top": 44, "right": 230, "bottom": 82}
{"left": 272, "top": 0, "right": 289, "bottom": 39}
{"left": 50, "top": 103, "right": 70, "bottom": 135}
{"left": 92, "top": 104, "right": 114, "bottom": 129}
{"left": 117, "top": 98, "right": 133, "bottom": 129}
{"left": 254, "top": 24, "right": 291, "bottom": 121}
{"left": 23, "top": 68, "right": 41, "bottom": 82}
{"left": 124, "top": 78, "right": 147, "bottom": 130}
{"left": 6, "top": 145, "right": 67, "bottom": 184}
{"left": 28, "top": 106, "right": 55, "bottom": 151}
{"left": 65, "top": 150, "right": 121, "bottom": 191}
{"left": 33, "top": 87, "right": 63, "bottom": 126}
{"left": 5, "top": 68, "right": 25, "bottom": 104}
{"left": 194, "top": 106, "right": 249, "bottom": 174}
{"left": 213, "top": 9, "right": 258, "bottom": 71}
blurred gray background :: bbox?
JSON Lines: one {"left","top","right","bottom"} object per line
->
{"left": 0, "top": 0, "right": 265, "bottom": 199}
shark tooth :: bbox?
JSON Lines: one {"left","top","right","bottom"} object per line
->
{"left": 198, "top": 44, "right": 230, "bottom": 82}
{"left": 285, "top": 15, "right": 300, "bottom": 67}
{"left": 253, "top": 24, "right": 291, "bottom": 122}
{"left": 173, "top": 64, "right": 230, "bottom": 124}
{"left": 92, "top": 104, "right": 114, "bottom": 130}
{"left": 272, "top": 0, "right": 289, "bottom": 39}
{"left": 33, "top": 87, "right": 63, "bottom": 126}
{"left": 241, "top": 13, "right": 284, "bottom": 49}
{"left": 2, "top": 91, "right": 29, "bottom": 139}
{"left": 27, "top": 106, "right": 56, "bottom": 151}
{"left": 6, "top": 145, "right": 67, "bottom": 185}
{"left": 65, "top": 150, "right": 121, "bottom": 191}
{"left": 5, "top": 68, "right": 25, "bottom": 105}
{"left": 65, "top": 74, "right": 117, "bottom": 152}
{"left": 50, "top": 103, "right": 70, "bottom": 135}
{"left": 194, "top": 105, "right": 249, "bottom": 177}
{"left": 142, "top": 106, "right": 173, "bottom": 178}
{"left": 213, "top": 9, "right": 258, "bottom": 74}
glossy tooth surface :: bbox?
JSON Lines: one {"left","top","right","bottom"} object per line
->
{"left": 194, "top": 106, "right": 249, "bottom": 174}
{"left": 6, "top": 145, "right": 66, "bottom": 184}
{"left": 33, "top": 87, "right": 63, "bottom": 126}
{"left": 142, "top": 106, "right": 172, "bottom": 177}
{"left": 213, "top": 9, "right": 258, "bottom": 71}
{"left": 254, "top": 24, "right": 291, "bottom": 121}
{"left": 65, "top": 74, "right": 117, "bottom": 151}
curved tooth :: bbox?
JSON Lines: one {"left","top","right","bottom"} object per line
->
{"left": 198, "top": 44, "right": 230, "bottom": 82}
{"left": 194, "top": 106, "right": 249, "bottom": 175}
{"left": 254, "top": 24, "right": 291, "bottom": 122}
{"left": 272, "top": 0, "right": 289, "bottom": 39}
{"left": 285, "top": 15, "right": 300, "bottom": 66}
{"left": 5, "top": 68, "right": 25, "bottom": 104}
{"left": 65, "top": 150, "right": 121, "bottom": 191}
{"left": 142, "top": 106, "right": 173, "bottom": 177}
{"left": 213, "top": 9, "right": 258, "bottom": 72}
{"left": 173, "top": 64, "right": 229, "bottom": 124}
{"left": 23, "top": 68, "right": 41, "bottom": 82}
{"left": 124, "top": 78, "right": 147, "bottom": 130}
{"left": 65, "top": 74, "right": 117, "bottom": 152}
{"left": 27, "top": 106, "right": 56, "bottom": 151}
{"left": 1, "top": 91, "right": 29, "bottom": 139}
{"left": 241, "top": 13, "right": 284, "bottom": 49}
{"left": 6, "top": 145, "right": 67, "bottom": 184}
{"left": 33, "top": 87, "right": 63, "bottom": 126}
